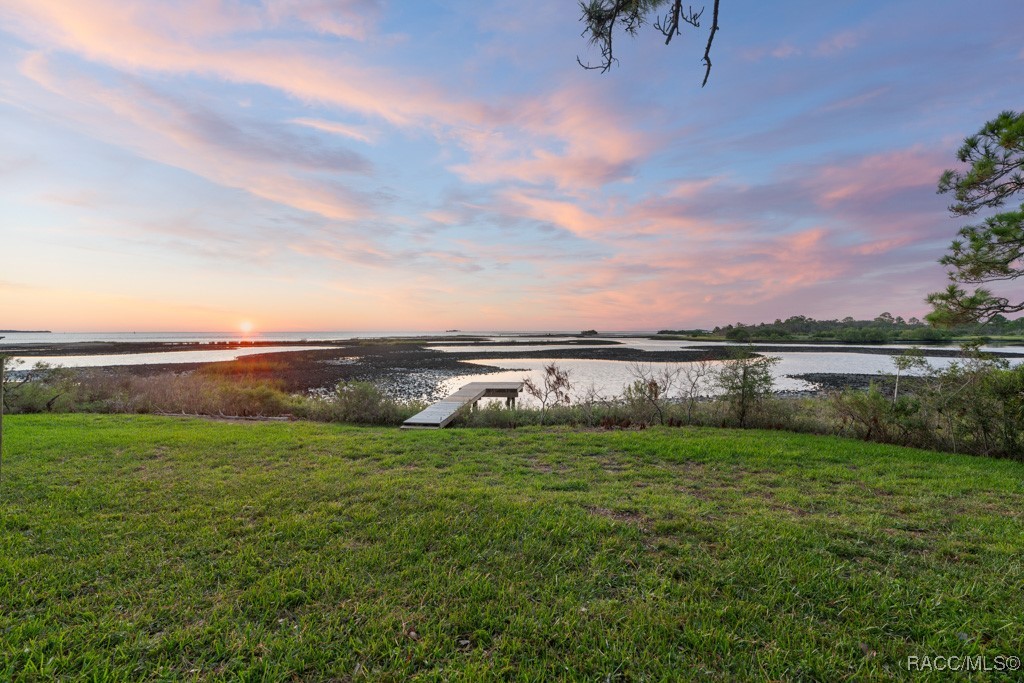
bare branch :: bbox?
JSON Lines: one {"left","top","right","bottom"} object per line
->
{"left": 654, "top": 1, "right": 682, "bottom": 42}
{"left": 701, "top": 0, "right": 720, "bottom": 87}
{"left": 579, "top": 0, "right": 720, "bottom": 84}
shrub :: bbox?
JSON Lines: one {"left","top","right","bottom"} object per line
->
{"left": 306, "top": 381, "right": 421, "bottom": 425}
{"left": 1, "top": 361, "right": 79, "bottom": 414}
{"left": 523, "top": 363, "right": 573, "bottom": 423}
{"left": 715, "top": 349, "right": 779, "bottom": 427}
{"left": 829, "top": 384, "right": 924, "bottom": 445}
{"left": 622, "top": 362, "right": 682, "bottom": 426}
{"left": 924, "top": 356, "right": 1024, "bottom": 458}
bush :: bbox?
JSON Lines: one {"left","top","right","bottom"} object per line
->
{"left": 305, "top": 381, "right": 421, "bottom": 425}
{"left": 924, "top": 358, "right": 1024, "bottom": 458}
{"left": 829, "top": 385, "right": 928, "bottom": 445}
{"left": 715, "top": 349, "right": 779, "bottom": 427}
{"left": 1, "top": 361, "right": 79, "bottom": 414}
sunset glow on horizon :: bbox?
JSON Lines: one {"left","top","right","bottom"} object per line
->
{"left": 2, "top": 1, "right": 1022, "bottom": 332}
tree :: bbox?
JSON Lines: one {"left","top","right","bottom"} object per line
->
{"left": 623, "top": 361, "right": 682, "bottom": 425}
{"left": 523, "top": 363, "right": 573, "bottom": 423}
{"left": 928, "top": 111, "right": 1024, "bottom": 326}
{"left": 578, "top": 0, "right": 721, "bottom": 86}
{"left": 714, "top": 347, "right": 778, "bottom": 427}
{"left": 874, "top": 312, "right": 895, "bottom": 325}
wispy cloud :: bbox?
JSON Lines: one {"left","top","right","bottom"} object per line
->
{"left": 19, "top": 52, "right": 377, "bottom": 220}
{"left": 265, "top": 0, "right": 384, "bottom": 40}
{"left": 290, "top": 118, "right": 376, "bottom": 144}
{"left": 740, "top": 42, "right": 803, "bottom": 62}
{"left": 818, "top": 86, "right": 890, "bottom": 113}
{"left": 814, "top": 30, "right": 861, "bottom": 56}
{"left": 2, "top": 0, "right": 1021, "bottom": 330}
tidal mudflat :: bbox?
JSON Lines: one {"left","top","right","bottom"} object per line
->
{"left": 7, "top": 336, "right": 1022, "bottom": 402}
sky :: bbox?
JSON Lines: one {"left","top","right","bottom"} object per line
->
{"left": 0, "top": 0, "right": 1022, "bottom": 332}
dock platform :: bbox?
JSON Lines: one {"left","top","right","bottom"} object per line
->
{"left": 402, "top": 381, "right": 524, "bottom": 429}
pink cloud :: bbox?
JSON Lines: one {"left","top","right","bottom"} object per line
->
{"left": 540, "top": 226, "right": 848, "bottom": 325}
{"left": 498, "top": 191, "right": 613, "bottom": 238}
{"left": 446, "top": 85, "right": 653, "bottom": 189}
{"left": 814, "top": 30, "right": 860, "bottom": 56}
{"left": 771, "top": 43, "right": 802, "bottom": 59}
{"left": 19, "top": 53, "right": 376, "bottom": 221}
{"left": 667, "top": 177, "right": 724, "bottom": 199}
{"left": 497, "top": 188, "right": 714, "bottom": 241}
{"left": 3, "top": 0, "right": 651, "bottom": 194}
{"left": 850, "top": 237, "right": 914, "bottom": 255}
{"left": 740, "top": 42, "right": 803, "bottom": 62}
{"left": 2, "top": 0, "right": 484, "bottom": 126}
{"left": 819, "top": 86, "right": 890, "bottom": 113}
{"left": 808, "top": 148, "right": 946, "bottom": 210}
{"left": 264, "top": 0, "right": 383, "bottom": 40}
{"left": 739, "top": 29, "right": 860, "bottom": 65}
{"left": 290, "top": 118, "right": 376, "bottom": 144}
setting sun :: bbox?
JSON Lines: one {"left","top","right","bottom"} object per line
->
{"left": 239, "top": 321, "right": 253, "bottom": 334}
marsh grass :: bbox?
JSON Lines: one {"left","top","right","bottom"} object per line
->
{"left": 198, "top": 358, "right": 291, "bottom": 381}
{"left": 1, "top": 415, "right": 1022, "bottom": 680}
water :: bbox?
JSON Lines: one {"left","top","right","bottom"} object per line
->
{"left": 430, "top": 337, "right": 1024, "bottom": 405}
{"left": 429, "top": 337, "right": 1024, "bottom": 355}
{"left": 0, "top": 330, "right": 481, "bottom": 345}
{"left": 10, "top": 346, "right": 337, "bottom": 369}
{"left": 436, "top": 349, "right": 1022, "bottom": 407}
{"left": 439, "top": 359, "right": 745, "bottom": 404}
{"left": 3, "top": 332, "right": 1021, "bottom": 402}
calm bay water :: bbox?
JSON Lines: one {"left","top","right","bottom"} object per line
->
{"left": 431, "top": 338, "right": 1024, "bottom": 403}
{"left": 10, "top": 346, "right": 337, "bottom": 368}
{"left": 436, "top": 353, "right": 989, "bottom": 404}
{"left": 3, "top": 332, "right": 1022, "bottom": 401}
{"left": 0, "top": 330, "right": 479, "bottom": 345}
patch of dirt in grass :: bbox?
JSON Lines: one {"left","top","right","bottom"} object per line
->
{"left": 945, "top": 495, "right": 1024, "bottom": 518}
{"left": 521, "top": 454, "right": 572, "bottom": 475}
{"left": 744, "top": 487, "right": 812, "bottom": 516}
{"left": 764, "top": 501, "right": 811, "bottom": 517}
{"left": 586, "top": 451, "right": 635, "bottom": 474}
{"left": 233, "top": 505, "right": 266, "bottom": 525}
{"left": 675, "top": 485, "right": 714, "bottom": 501}
{"left": 587, "top": 506, "right": 650, "bottom": 531}
{"left": 673, "top": 482, "right": 744, "bottom": 502}
{"left": 880, "top": 526, "right": 930, "bottom": 538}
{"left": 596, "top": 458, "right": 628, "bottom": 473}
{"left": 131, "top": 451, "right": 179, "bottom": 481}
{"left": 666, "top": 460, "right": 708, "bottom": 474}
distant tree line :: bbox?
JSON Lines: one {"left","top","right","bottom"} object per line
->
{"left": 659, "top": 312, "right": 1024, "bottom": 344}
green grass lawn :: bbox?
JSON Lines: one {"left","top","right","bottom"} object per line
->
{"left": 1, "top": 415, "right": 1022, "bottom": 681}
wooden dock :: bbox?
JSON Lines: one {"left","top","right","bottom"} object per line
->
{"left": 402, "top": 381, "right": 524, "bottom": 429}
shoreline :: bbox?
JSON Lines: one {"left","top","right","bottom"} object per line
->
{"left": 6, "top": 338, "right": 1019, "bottom": 402}
{"left": 6, "top": 337, "right": 1023, "bottom": 359}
